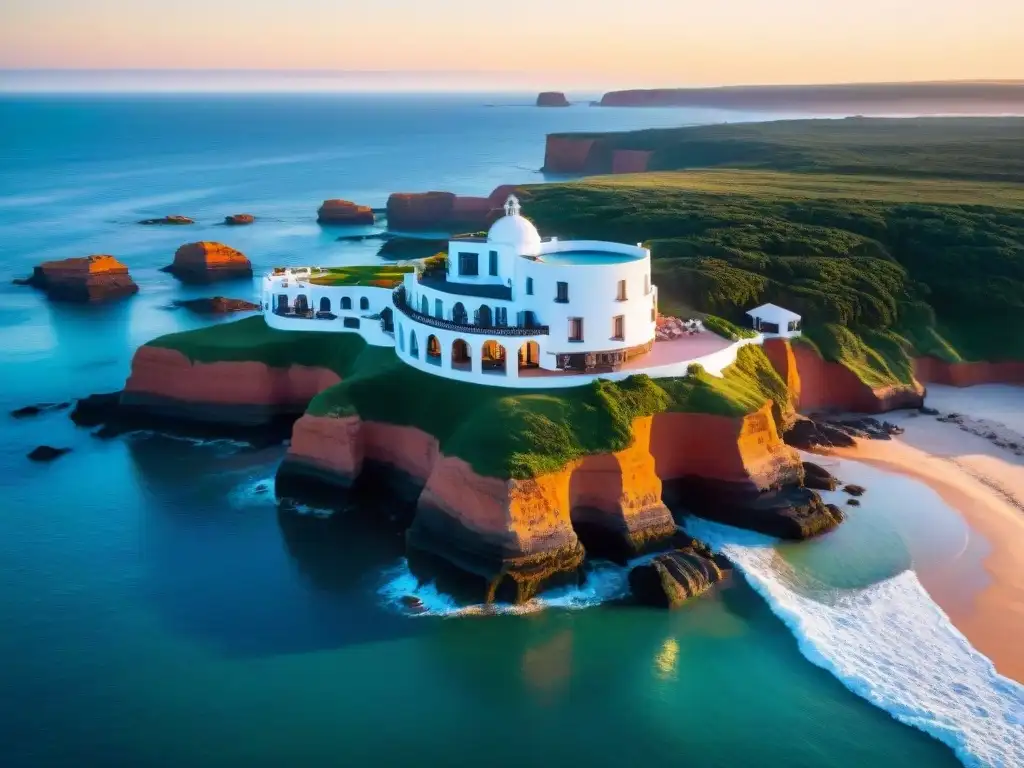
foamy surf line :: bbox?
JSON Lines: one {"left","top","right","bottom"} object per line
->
{"left": 377, "top": 558, "right": 638, "bottom": 617}
{"left": 686, "top": 518, "right": 1024, "bottom": 768}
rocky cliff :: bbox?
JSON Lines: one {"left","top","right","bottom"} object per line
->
{"left": 122, "top": 346, "right": 340, "bottom": 425}
{"left": 162, "top": 242, "right": 253, "bottom": 284}
{"left": 385, "top": 185, "right": 516, "bottom": 231}
{"left": 763, "top": 338, "right": 925, "bottom": 413}
{"left": 19, "top": 255, "right": 138, "bottom": 303}
{"left": 542, "top": 136, "right": 600, "bottom": 174}
{"left": 914, "top": 356, "right": 1024, "bottom": 387}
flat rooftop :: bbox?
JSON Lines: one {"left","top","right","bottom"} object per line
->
{"left": 418, "top": 274, "right": 512, "bottom": 301}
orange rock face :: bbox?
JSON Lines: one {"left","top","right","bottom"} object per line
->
{"left": 542, "top": 136, "right": 598, "bottom": 173}
{"left": 611, "top": 149, "right": 653, "bottom": 174}
{"left": 164, "top": 242, "right": 253, "bottom": 284}
{"left": 316, "top": 200, "right": 375, "bottom": 225}
{"left": 914, "top": 357, "right": 1024, "bottom": 387}
{"left": 764, "top": 338, "right": 924, "bottom": 413}
{"left": 385, "top": 186, "right": 511, "bottom": 231}
{"left": 122, "top": 346, "right": 340, "bottom": 423}
{"left": 224, "top": 214, "right": 255, "bottom": 225}
{"left": 26, "top": 255, "right": 138, "bottom": 303}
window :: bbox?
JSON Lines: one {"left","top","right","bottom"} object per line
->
{"left": 359, "top": 296, "right": 369, "bottom": 311}
{"left": 341, "top": 296, "right": 352, "bottom": 310}
{"left": 644, "top": 274, "right": 650, "bottom": 295}
{"left": 495, "top": 307, "right": 508, "bottom": 327}
{"left": 420, "top": 296, "right": 429, "bottom": 315}
{"left": 616, "top": 280, "right": 627, "bottom": 301}
{"left": 526, "top": 277, "right": 533, "bottom": 295}
{"left": 435, "top": 298, "right": 443, "bottom": 318}
{"left": 343, "top": 317, "right": 360, "bottom": 329}
{"left": 612, "top": 315, "right": 625, "bottom": 340}
{"left": 568, "top": 317, "right": 584, "bottom": 342}
{"left": 319, "top": 297, "right": 331, "bottom": 312}
{"left": 555, "top": 281, "right": 569, "bottom": 303}
{"left": 489, "top": 250, "right": 498, "bottom": 276}
{"left": 458, "top": 252, "right": 479, "bottom": 276}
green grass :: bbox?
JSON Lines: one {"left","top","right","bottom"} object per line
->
{"left": 801, "top": 324, "right": 916, "bottom": 389}
{"left": 308, "top": 264, "right": 413, "bottom": 288}
{"left": 703, "top": 314, "right": 759, "bottom": 341}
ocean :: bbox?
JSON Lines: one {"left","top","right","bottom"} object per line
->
{"left": 0, "top": 94, "right": 1015, "bottom": 767}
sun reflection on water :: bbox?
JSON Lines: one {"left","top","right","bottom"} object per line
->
{"left": 654, "top": 637, "right": 679, "bottom": 680}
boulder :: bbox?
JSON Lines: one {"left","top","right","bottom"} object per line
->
{"left": 536, "top": 91, "right": 570, "bottom": 107}
{"left": 19, "top": 255, "right": 139, "bottom": 303}
{"left": 843, "top": 484, "right": 866, "bottom": 497}
{"left": 317, "top": 200, "right": 375, "bottom": 225}
{"left": 162, "top": 242, "right": 253, "bottom": 284}
{"left": 224, "top": 214, "right": 255, "bottom": 225}
{"left": 172, "top": 296, "right": 259, "bottom": 314}
{"left": 785, "top": 418, "right": 857, "bottom": 450}
{"left": 802, "top": 461, "right": 839, "bottom": 491}
{"left": 139, "top": 215, "right": 193, "bottom": 225}
{"left": 629, "top": 544, "right": 726, "bottom": 608}
{"left": 27, "top": 445, "right": 71, "bottom": 462}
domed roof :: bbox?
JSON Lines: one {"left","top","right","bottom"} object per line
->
{"left": 487, "top": 195, "right": 542, "bottom": 253}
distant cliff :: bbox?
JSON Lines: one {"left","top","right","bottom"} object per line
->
{"left": 536, "top": 92, "right": 570, "bottom": 107}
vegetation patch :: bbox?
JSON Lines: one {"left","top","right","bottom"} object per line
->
{"left": 308, "top": 264, "right": 414, "bottom": 288}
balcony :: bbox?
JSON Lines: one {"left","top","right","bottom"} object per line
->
{"left": 393, "top": 287, "right": 548, "bottom": 337}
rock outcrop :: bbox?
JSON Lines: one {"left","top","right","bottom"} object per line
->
{"left": 139, "top": 215, "right": 193, "bottom": 225}
{"left": 224, "top": 214, "right": 255, "bottom": 226}
{"left": 628, "top": 540, "right": 728, "bottom": 608}
{"left": 27, "top": 445, "right": 71, "bottom": 462}
{"left": 121, "top": 345, "right": 339, "bottom": 425}
{"left": 914, "top": 356, "right": 1024, "bottom": 387}
{"left": 385, "top": 185, "right": 516, "bottom": 231}
{"left": 317, "top": 200, "right": 375, "bottom": 225}
{"left": 763, "top": 338, "right": 924, "bottom": 413}
{"left": 172, "top": 297, "right": 259, "bottom": 314}
{"left": 19, "top": 255, "right": 139, "bottom": 303}
{"left": 536, "top": 91, "right": 570, "bottom": 107}
{"left": 162, "top": 242, "right": 253, "bottom": 284}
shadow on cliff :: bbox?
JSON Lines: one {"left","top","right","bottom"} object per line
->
{"left": 124, "top": 433, "right": 422, "bottom": 657}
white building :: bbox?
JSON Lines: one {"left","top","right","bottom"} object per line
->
{"left": 746, "top": 303, "right": 802, "bottom": 339}
{"left": 260, "top": 195, "right": 787, "bottom": 388}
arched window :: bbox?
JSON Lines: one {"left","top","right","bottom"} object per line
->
{"left": 452, "top": 339, "right": 471, "bottom": 371}
{"left": 360, "top": 296, "right": 369, "bottom": 311}
{"left": 476, "top": 304, "right": 493, "bottom": 328}
{"left": 409, "top": 330, "right": 419, "bottom": 358}
{"left": 481, "top": 339, "right": 507, "bottom": 375}
{"left": 452, "top": 302, "right": 468, "bottom": 325}
{"left": 294, "top": 295, "right": 310, "bottom": 314}
{"left": 434, "top": 298, "right": 443, "bottom": 319}
{"left": 381, "top": 306, "right": 394, "bottom": 333}
{"left": 398, "top": 322, "right": 405, "bottom": 352}
{"left": 420, "top": 295, "right": 429, "bottom": 315}
{"left": 426, "top": 335, "right": 441, "bottom": 366}
{"left": 319, "top": 297, "right": 331, "bottom": 312}
{"left": 341, "top": 296, "right": 352, "bottom": 310}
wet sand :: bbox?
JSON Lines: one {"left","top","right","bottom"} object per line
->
{"left": 826, "top": 384, "right": 1024, "bottom": 683}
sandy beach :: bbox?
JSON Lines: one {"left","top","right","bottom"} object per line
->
{"left": 824, "top": 384, "right": 1024, "bottom": 683}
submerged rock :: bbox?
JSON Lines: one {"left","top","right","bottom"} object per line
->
{"left": 629, "top": 542, "right": 727, "bottom": 608}
{"left": 400, "top": 595, "right": 426, "bottom": 614}
{"left": 139, "top": 215, "right": 193, "bottom": 225}
{"left": 18, "top": 255, "right": 139, "bottom": 303}
{"left": 162, "top": 242, "right": 253, "bottom": 284}
{"left": 802, "top": 461, "right": 839, "bottom": 491}
{"left": 224, "top": 213, "right": 255, "bottom": 225}
{"left": 27, "top": 445, "right": 71, "bottom": 462}
{"left": 11, "top": 402, "right": 70, "bottom": 418}
{"left": 172, "top": 296, "right": 259, "bottom": 314}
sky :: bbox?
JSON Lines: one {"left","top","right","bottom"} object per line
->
{"left": 2, "top": 0, "right": 1023, "bottom": 91}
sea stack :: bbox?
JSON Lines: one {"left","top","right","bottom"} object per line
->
{"left": 18, "top": 255, "right": 139, "bottom": 303}
{"left": 224, "top": 214, "right": 255, "bottom": 226}
{"left": 536, "top": 91, "right": 570, "bottom": 107}
{"left": 163, "top": 242, "right": 253, "bottom": 284}
{"left": 317, "top": 200, "right": 375, "bottom": 225}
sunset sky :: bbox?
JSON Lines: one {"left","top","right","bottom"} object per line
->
{"left": 2, "top": 0, "right": 1023, "bottom": 90}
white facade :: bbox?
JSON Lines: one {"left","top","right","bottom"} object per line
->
{"left": 258, "top": 196, "right": 798, "bottom": 388}
{"left": 746, "top": 303, "right": 802, "bottom": 339}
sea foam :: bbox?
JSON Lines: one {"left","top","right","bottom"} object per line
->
{"left": 686, "top": 518, "right": 1024, "bottom": 768}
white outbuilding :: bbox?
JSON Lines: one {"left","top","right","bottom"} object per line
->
{"left": 746, "top": 303, "right": 802, "bottom": 338}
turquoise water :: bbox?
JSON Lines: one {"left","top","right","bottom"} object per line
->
{"left": 0, "top": 95, "right": 999, "bottom": 766}
{"left": 538, "top": 249, "right": 641, "bottom": 265}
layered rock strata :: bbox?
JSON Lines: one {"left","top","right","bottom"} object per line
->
{"left": 317, "top": 199, "right": 375, "bottom": 225}
{"left": 763, "top": 338, "right": 924, "bottom": 413}
{"left": 628, "top": 540, "right": 729, "bottom": 608}
{"left": 162, "top": 242, "right": 253, "bottom": 284}
{"left": 19, "top": 255, "right": 138, "bottom": 303}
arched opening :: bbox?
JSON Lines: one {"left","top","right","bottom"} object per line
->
{"left": 452, "top": 339, "right": 471, "bottom": 372}
{"left": 452, "top": 302, "right": 468, "bottom": 325}
{"left": 409, "top": 330, "right": 419, "bottom": 358}
{"left": 434, "top": 298, "right": 443, "bottom": 319}
{"left": 421, "top": 295, "right": 429, "bottom": 316}
{"left": 481, "top": 339, "right": 507, "bottom": 375}
{"left": 518, "top": 340, "right": 540, "bottom": 372}
{"left": 319, "top": 297, "right": 331, "bottom": 312}
{"left": 381, "top": 306, "right": 394, "bottom": 333}
{"left": 360, "top": 296, "right": 370, "bottom": 311}
{"left": 294, "top": 294, "right": 310, "bottom": 315}
{"left": 398, "top": 322, "right": 405, "bottom": 352}
{"left": 426, "top": 334, "right": 442, "bottom": 366}
{"left": 275, "top": 294, "right": 288, "bottom": 314}
{"left": 341, "top": 296, "right": 352, "bottom": 310}
{"left": 476, "top": 304, "right": 493, "bottom": 328}
{"left": 568, "top": 455, "right": 631, "bottom": 563}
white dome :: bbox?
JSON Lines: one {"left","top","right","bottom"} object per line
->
{"left": 487, "top": 195, "right": 542, "bottom": 253}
